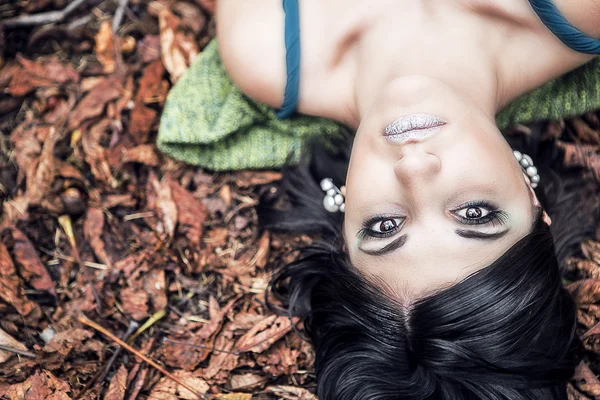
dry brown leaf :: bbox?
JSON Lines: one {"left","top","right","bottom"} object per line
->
{"left": 169, "top": 177, "right": 207, "bottom": 245}
{"left": 0, "top": 327, "right": 28, "bottom": 363}
{"left": 68, "top": 75, "right": 123, "bottom": 130}
{"left": 557, "top": 142, "right": 600, "bottom": 183}
{"left": 201, "top": 329, "right": 239, "bottom": 380}
{"left": 138, "top": 59, "right": 168, "bottom": 105}
{"left": 581, "top": 241, "right": 600, "bottom": 265}
{"left": 147, "top": 370, "right": 209, "bottom": 400}
{"left": 172, "top": 2, "right": 207, "bottom": 35}
{"left": 214, "top": 394, "right": 253, "bottom": 400}
{"left": 144, "top": 268, "right": 167, "bottom": 312}
{"left": 229, "top": 373, "right": 267, "bottom": 391}
{"left": 82, "top": 121, "right": 114, "bottom": 185}
{"left": 254, "top": 232, "right": 270, "bottom": 269}
{"left": 95, "top": 21, "right": 116, "bottom": 74}
{"left": 8, "top": 55, "right": 79, "bottom": 96}
{"left": 567, "top": 279, "right": 600, "bottom": 304}
{"left": 120, "top": 287, "right": 149, "bottom": 321}
{"left": 121, "top": 144, "right": 161, "bottom": 166}
{"left": 198, "top": 296, "right": 239, "bottom": 339}
{"left": 0, "top": 241, "right": 41, "bottom": 323}
{"left": 235, "top": 316, "right": 294, "bottom": 354}
{"left": 43, "top": 328, "right": 93, "bottom": 357}
{"left": 233, "top": 171, "right": 283, "bottom": 188}
{"left": 129, "top": 102, "right": 157, "bottom": 144}
{"left": 84, "top": 208, "right": 112, "bottom": 268}
{"left": 158, "top": 6, "right": 199, "bottom": 82}
{"left": 573, "top": 362, "right": 600, "bottom": 398}
{"left": 26, "top": 126, "right": 58, "bottom": 205}
{"left": 11, "top": 227, "right": 56, "bottom": 297}
{"left": 266, "top": 385, "right": 318, "bottom": 400}
{"left": 4, "top": 370, "right": 72, "bottom": 400}
{"left": 104, "top": 364, "right": 128, "bottom": 400}
{"left": 147, "top": 172, "right": 178, "bottom": 237}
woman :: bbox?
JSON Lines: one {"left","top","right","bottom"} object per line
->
{"left": 215, "top": 1, "right": 600, "bottom": 398}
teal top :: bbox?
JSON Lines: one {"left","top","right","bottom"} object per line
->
{"left": 529, "top": 0, "right": 600, "bottom": 54}
{"left": 277, "top": 0, "right": 600, "bottom": 119}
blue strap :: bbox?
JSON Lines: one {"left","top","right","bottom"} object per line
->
{"left": 276, "top": 0, "right": 301, "bottom": 119}
{"left": 529, "top": 0, "right": 600, "bottom": 54}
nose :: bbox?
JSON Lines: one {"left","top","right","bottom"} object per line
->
{"left": 393, "top": 147, "right": 441, "bottom": 184}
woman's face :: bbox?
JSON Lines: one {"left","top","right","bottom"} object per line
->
{"left": 344, "top": 76, "right": 539, "bottom": 297}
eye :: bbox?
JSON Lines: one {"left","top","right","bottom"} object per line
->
{"left": 370, "top": 218, "right": 403, "bottom": 234}
{"left": 455, "top": 206, "right": 491, "bottom": 220}
{"left": 452, "top": 202, "right": 508, "bottom": 226}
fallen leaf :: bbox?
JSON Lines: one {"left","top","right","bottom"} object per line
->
{"left": 82, "top": 121, "right": 114, "bottom": 185}
{"left": 104, "top": 365, "right": 128, "bottom": 400}
{"left": 68, "top": 75, "right": 123, "bottom": 130}
{"left": 26, "top": 126, "right": 59, "bottom": 205}
{"left": 8, "top": 55, "right": 79, "bottom": 96}
{"left": 0, "top": 241, "right": 41, "bottom": 323}
{"left": 158, "top": 7, "right": 199, "bottom": 82}
{"left": 95, "top": 21, "right": 116, "bottom": 74}
{"left": 129, "top": 102, "right": 157, "bottom": 144}
{"left": 43, "top": 328, "right": 93, "bottom": 357}
{"left": 84, "top": 208, "right": 111, "bottom": 268}
{"left": 229, "top": 373, "right": 267, "bottom": 391}
{"left": 567, "top": 279, "right": 600, "bottom": 304}
{"left": 233, "top": 171, "right": 282, "bottom": 188}
{"left": 4, "top": 370, "right": 72, "bottom": 400}
{"left": 11, "top": 227, "right": 56, "bottom": 297}
{"left": 0, "top": 327, "right": 28, "bottom": 363}
{"left": 120, "top": 287, "right": 149, "bottom": 321}
{"left": 214, "top": 394, "right": 253, "bottom": 400}
{"left": 169, "top": 177, "right": 207, "bottom": 245}
{"left": 573, "top": 362, "right": 600, "bottom": 398}
{"left": 235, "top": 316, "right": 294, "bottom": 353}
{"left": 147, "top": 370, "right": 209, "bottom": 400}
{"left": 121, "top": 144, "right": 161, "bottom": 166}
{"left": 147, "top": 172, "right": 178, "bottom": 238}
{"left": 266, "top": 385, "right": 318, "bottom": 400}
{"left": 138, "top": 59, "right": 168, "bottom": 105}
{"left": 144, "top": 268, "right": 167, "bottom": 312}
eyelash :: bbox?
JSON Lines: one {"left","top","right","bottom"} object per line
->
{"left": 358, "top": 201, "right": 508, "bottom": 240}
{"left": 452, "top": 201, "right": 509, "bottom": 227}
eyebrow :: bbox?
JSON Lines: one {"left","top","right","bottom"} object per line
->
{"left": 454, "top": 229, "right": 510, "bottom": 240}
{"left": 359, "top": 234, "right": 407, "bottom": 256}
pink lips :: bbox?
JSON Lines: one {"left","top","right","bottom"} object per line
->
{"left": 384, "top": 114, "right": 447, "bottom": 144}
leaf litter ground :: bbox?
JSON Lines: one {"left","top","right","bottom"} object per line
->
{"left": 0, "top": 1, "right": 599, "bottom": 399}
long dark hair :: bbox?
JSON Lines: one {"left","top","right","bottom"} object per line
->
{"left": 260, "top": 128, "right": 598, "bottom": 400}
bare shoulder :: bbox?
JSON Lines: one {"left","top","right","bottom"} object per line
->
{"left": 552, "top": 0, "right": 600, "bottom": 39}
{"left": 215, "top": 0, "right": 286, "bottom": 108}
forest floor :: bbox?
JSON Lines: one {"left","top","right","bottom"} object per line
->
{"left": 0, "top": 1, "right": 599, "bottom": 399}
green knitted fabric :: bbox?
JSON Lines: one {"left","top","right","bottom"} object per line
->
{"left": 158, "top": 40, "right": 600, "bottom": 171}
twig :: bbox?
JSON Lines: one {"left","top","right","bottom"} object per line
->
{"left": 0, "top": 344, "right": 37, "bottom": 359}
{"left": 1, "top": 0, "right": 92, "bottom": 29}
{"left": 162, "top": 338, "right": 241, "bottom": 356}
{"left": 112, "top": 0, "right": 129, "bottom": 33}
{"left": 77, "top": 315, "right": 207, "bottom": 399}
{"left": 75, "top": 320, "right": 139, "bottom": 398}
{"left": 99, "top": 320, "right": 139, "bottom": 382}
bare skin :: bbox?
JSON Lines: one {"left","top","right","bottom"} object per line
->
{"left": 216, "top": 0, "right": 599, "bottom": 296}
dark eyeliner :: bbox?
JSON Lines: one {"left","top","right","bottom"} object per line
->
{"left": 358, "top": 214, "right": 405, "bottom": 240}
{"left": 452, "top": 201, "right": 508, "bottom": 226}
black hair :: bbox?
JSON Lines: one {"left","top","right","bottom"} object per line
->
{"left": 260, "top": 128, "right": 599, "bottom": 400}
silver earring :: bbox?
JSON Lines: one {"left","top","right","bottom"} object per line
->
{"left": 513, "top": 150, "right": 540, "bottom": 189}
{"left": 320, "top": 178, "right": 345, "bottom": 213}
